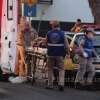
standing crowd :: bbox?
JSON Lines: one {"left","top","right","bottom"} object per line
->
{"left": 1, "top": 17, "right": 97, "bottom": 92}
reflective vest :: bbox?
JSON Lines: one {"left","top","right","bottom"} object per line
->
{"left": 47, "top": 29, "right": 65, "bottom": 56}
{"left": 83, "top": 37, "right": 94, "bottom": 58}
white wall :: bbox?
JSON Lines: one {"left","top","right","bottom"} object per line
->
{"left": 31, "top": 0, "right": 94, "bottom": 23}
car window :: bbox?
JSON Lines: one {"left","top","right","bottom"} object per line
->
{"left": 74, "top": 35, "right": 84, "bottom": 47}
{"left": 95, "top": 47, "right": 100, "bottom": 55}
{"left": 65, "top": 34, "right": 73, "bottom": 44}
{"left": 75, "top": 34, "right": 100, "bottom": 46}
{"left": 93, "top": 35, "right": 100, "bottom": 55}
{"left": 93, "top": 35, "right": 100, "bottom": 46}
{"left": 74, "top": 34, "right": 100, "bottom": 55}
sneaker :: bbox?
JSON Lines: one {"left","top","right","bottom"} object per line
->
{"left": 75, "top": 82, "right": 81, "bottom": 89}
{"left": 8, "top": 76, "right": 15, "bottom": 82}
{"left": 85, "top": 83, "right": 95, "bottom": 90}
{"left": 75, "top": 82, "right": 86, "bottom": 90}
{"left": 58, "top": 85, "right": 64, "bottom": 91}
{"left": 53, "top": 80, "right": 58, "bottom": 86}
{"left": 9, "top": 76, "right": 27, "bottom": 84}
{"left": 45, "top": 80, "right": 53, "bottom": 90}
{"left": 86, "top": 82, "right": 93, "bottom": 86}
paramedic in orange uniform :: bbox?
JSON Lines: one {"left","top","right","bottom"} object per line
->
{"left": 11, "top": 17, "right": 27, "bottom": 83}
{"left": 10, "top": 16, "right": 38, "bottom": 83}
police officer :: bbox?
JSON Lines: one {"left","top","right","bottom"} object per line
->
{"left": 46, "top": 20, "right": 70, "bottom": 91}
{"left": 75, "top": 29, "right": 96, "bottom": 87}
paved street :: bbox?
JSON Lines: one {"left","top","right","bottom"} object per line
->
{"left": 0, "top": 82, "right": 100, "bottom": 100}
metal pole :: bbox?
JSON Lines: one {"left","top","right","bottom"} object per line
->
{"left": 37, "top": 12, "right": 44, "bottom": 33}
{"left": 37, "top": 5, "right": 47, "bottom": 33}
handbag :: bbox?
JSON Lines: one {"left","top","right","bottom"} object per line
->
{"left": 64, "top": 57, "right": 74, "bottom": 70}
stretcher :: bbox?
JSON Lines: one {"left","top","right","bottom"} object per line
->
{"left": 25, "top": 47, "right": 48, "bottom": 85}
